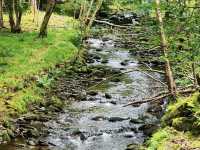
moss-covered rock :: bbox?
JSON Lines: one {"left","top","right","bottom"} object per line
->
{"left": 172, "top": 117, "right": 195, "bottom": 131}
{"left": 147, "top": 93, "right": 200, "bottom": 149}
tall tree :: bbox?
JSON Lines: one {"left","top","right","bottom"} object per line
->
{"left": 0, "top": 0, "right": 3, "bottom": 28}
{"left": 4, "top": 0, "right": 22, "bottom": 32}
{"left": 14, "top": 0, "right": 23, "bottom": 32}
{"left": 38, "top": 0, "right": 56, "bottom": 37}
{"left": 31, "top": 0, "right": 38, "bottom": 23}
{"left": 155, "top": 0, "right": 177, "bottom": 96}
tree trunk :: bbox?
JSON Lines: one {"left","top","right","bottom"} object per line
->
{"left": 84, "top": 0, "right": 103, "bottom": 37}
{"left": 38, "top": 0, "right": 56, "bottom": 38}
{"left": 85, "top": 0, "right": 94, "bottom": 23}
{"left": 0, "top": 0, "right": 3, "bottom": 28}
{"left": 192, "top": 62, "right": 198, "bottom": 87}
{"left": 31, "top": 0, "right": 38, "bottom": 23}
{"left": 155, "top": 0, "right": 177, "bottom": 96}
{"left": 5, "top": 0, "right": 15, "bottom": 32}
{"left": 14, "top": 0, "right": 22, "bottom": 33}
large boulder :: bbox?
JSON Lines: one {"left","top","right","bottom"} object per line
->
{"left": 109, "top": 12, "right": 139, "bottom": 25}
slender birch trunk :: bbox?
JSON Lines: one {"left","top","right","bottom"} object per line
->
{"left": 85, "top": 0, "right": 103, "bottom": 37}
{"left": 155, "top": 0, "right": 177, "bottom": 96}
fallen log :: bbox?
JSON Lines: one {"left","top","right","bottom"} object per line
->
{"left": 94, "top": 20, "right": 132, "bottom": 28}
{"left": 123, "top": 87, "right": 200, "bottom": 107}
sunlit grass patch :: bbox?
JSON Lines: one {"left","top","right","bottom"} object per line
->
{"left": 0, "top": 12, "right": 80, "bottom": 118}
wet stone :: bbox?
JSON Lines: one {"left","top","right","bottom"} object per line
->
{"left": 147, "top": 104, "right": 163, "bottom": 114}
{"left": 96, "top": 48, "right": 103, "bottom": 52}
{"left": 138, "top": 124, "right": 159, "bottom": 136}
{"left": 110, "top": 77, "right": 121, "bottom": 82}
{"left": 105, "top": 93, "right": 112, "bottom": 99}
{"left": 72, "top": 129, "right": 82, "bottom": 135}
{"left": 126, "top": 144, "right": 140, "bottom": 150}
{"left": 38, "top": 139, "right": 49, "bottom": 146}
{"left": 108, "top": 117, "right": 128, "bottom": 122}
{"left": 120, "top": 60, "right": 129, "bottom": 66}
{"left": 27, "top": 139, "right": 37, "bottom": 146}
{"left": 91, "top": 116, "right": 106, "bottom": 121}
{"left": 130, "top": 118, "right": 144, "bottom": 124}
{"left": 87, "top": 97, "right": 96, "bottom": 101}
{"left": 87, "top": 91, "right": 98, "bottom": 96}
{"left": 86, "top": 58, "right": 95, "bottom": 64}
{"left": 124, "top": 133, "right": 134, "bottom": 138}
{"left": 110, "top": 101, "right": 117, "bottom": 105}
{"left": 93, "top": 55, "right": 101, "bottom": 60}
{"left": 101, "top": 59, "right": 109, "bottom": 64}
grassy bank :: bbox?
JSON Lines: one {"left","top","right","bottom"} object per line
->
{"left": 147, "top": 92, "right": 200, "bottom": 150}
{"left": 0, "top": 13, "right": 80, "bottom": 120}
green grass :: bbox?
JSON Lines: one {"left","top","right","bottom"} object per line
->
{"left": 0, "top": 12, "right": 80, "bottom": 118}
{"left": 0, "top": 29, "right": 79, "bottom": 87}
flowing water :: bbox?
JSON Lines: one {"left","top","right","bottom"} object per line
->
{"left": 1, "top": 30, "right": 166, "bottom": 150}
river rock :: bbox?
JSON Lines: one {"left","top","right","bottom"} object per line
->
{"left": 38, "top": 139, "right": 49, "bottom": 146}
{"left": 80, "top": 133, "right": 87, "bottom": 141}
{"left": 105, "top": 93, "right": 112, "bottom": 99}
{"left": 26, "top": 128, "right": 40, "bottom": 138}
{"left": 110, "top": 68, "right": 121, "bottom": 74}
{"left": 130, "top": 118, "right": 143, "bottom": 124}
{"left": 91, "top": 116, "right": 106, "bottom": 121}
{"left": 147, "top": 104, "right": 163, "bottom": 115}
{"left": 109, "top": 12, "right": 138, "bottom": 25}
{"left": 110, "top": 101, "right": 117, "bottom": 105}
{"left": 87, "top": 91, "right": 98, "bottom": 96}
{"left": 123, "top": 132, "right": 134, "bottom": 138}
{"left": 108, "top": 117, "right": 128, "bottom": 122}
{"left": 110, "top": 77, "right": 121, "bottom": 82}
{"left": 87, "top": 97, "right": 96, "bottom": 101}
{"left": 120, "top": 60, "right": 129, "bottom": 66}
{"left": 86, "top": 58, "right": 95, "bottom": 64}
{"left": 138, "top": 124, "right": 159, "bottom": 136}
{"left": 126, "top": 144, "right": 140, "bottom": 150}
{"left": 27, "top": 139, "right": 37, "bottom": 146}
{"left": 93, "top": 55, "right": 101, "bottom": 60}
{"left": 101, "top": 59, "right": 109, "bottom": 64}
{"left": 96, "top": 48, "right": 103, "bottom": 52}
{"left": 93, "top": 70, "right": 105, "bottom": 78}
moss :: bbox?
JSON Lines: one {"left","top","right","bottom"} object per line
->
{"left": 172, "top": 117, "right": 194, "bottom": 131}
{"left": 162, "top": 92, "right": 200, "bottom": 128}
{"left": 147, "top": 93, "right": 200, "bottom": 149}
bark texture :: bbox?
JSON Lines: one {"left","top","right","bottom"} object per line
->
{"left": 38, "top": 0, "right": 56, "bottom": 37}
{"left": 155, "top": 0, "right": 177, "bottom": 96}
{"left": 0, "top": 0, "right": 3, "bottom": 28}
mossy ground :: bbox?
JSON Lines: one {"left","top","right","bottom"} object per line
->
{"left": 0, "top": 12, "right": 80, "bottom": 120}
{"left": 147, "top": 92, "right": 200, "bottom": 150}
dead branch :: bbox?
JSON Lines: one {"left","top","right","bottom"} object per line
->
{"left": 123, "top": 87, "right": 200, "bottom": 107}
{"left": 94, "top": 19, "right": 132, "bottom": 28}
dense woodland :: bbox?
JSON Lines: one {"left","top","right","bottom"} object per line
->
{"left": 0, "top": 0, "right": 200, "bottom": 150}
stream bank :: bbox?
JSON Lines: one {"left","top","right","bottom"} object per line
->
{"left": 0, "top": 15, "right": 167, "bottom": 150}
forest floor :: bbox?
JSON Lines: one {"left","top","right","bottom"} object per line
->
{"left": 0, "top": 12, "right": 80, "bottom": 121}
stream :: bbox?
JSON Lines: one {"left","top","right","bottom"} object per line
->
{"left": 0, "top": 27, "right": 166, "bottom": 150}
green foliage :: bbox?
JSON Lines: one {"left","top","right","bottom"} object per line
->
{"left": 147, "top": 128, "right": 170, "bottom": 150}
